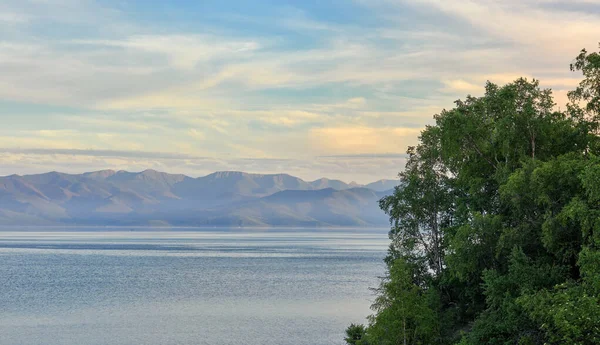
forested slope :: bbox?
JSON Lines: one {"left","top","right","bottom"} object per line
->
{"left": 346, "top": 46, "right": 600, "bottom": 345}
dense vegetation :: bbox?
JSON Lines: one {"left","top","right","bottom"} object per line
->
{"left": 346, "top": 46, "right": 600, "bottom": 345}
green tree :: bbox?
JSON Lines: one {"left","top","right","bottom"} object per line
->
{"left": 347, "top": 44, "right": 600, "bottom": 345}
{"left": 367, "top": 259, "right": 439, "bottom": 345}
{"left": 380, "top": 126, "right": 452, "bottom": 277}
{"left": 569, "top": 44, "right": 600, "bottom": 118}
{"left": 345, "top": 323, "right": 369, "bottom": 345}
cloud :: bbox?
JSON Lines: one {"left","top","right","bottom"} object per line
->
{"left": 72, "top": 35, "right": 262, "bottom": 70}
{"left": 309, "top": 126, "right": 422, "bottom": 155}
{"left": 318, "top": 153, "right": 409, "bottom": 159}
{"left": 441, "top": 79, "right": 483, "bottom": 95}
{"left": 0, "top": 0, "right": 596, "bottom": 181}
{"left": 187, "top": 129, "right": 205, "bottom": 140}
{"left": 0, "top": 148, "right": 203, "bottom": 160}
{"left": 0, "top": 12, "right": 29, "bottom": 24}
{"left": 2, "top": 0, "right": 587, "bottom": 114}
{"left": 389, "top": 0, "right": 600, "bottom": 58}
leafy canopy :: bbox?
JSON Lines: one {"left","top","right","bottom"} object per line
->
{"left": 346, "top": 44, "right": 600, "bottom": 345}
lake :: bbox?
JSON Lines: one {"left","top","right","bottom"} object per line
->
{"left": 0, "top": 228, "right": 388, "bottom": 345}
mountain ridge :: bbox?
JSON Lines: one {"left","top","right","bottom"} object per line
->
{"left": 0, "top": 169, "right": 399, "bottom": 227}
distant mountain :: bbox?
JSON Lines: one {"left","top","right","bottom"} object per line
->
{"left": 364, "top": 179, "right": 400, "bottom": 192}
{"left": 203, "top": 188, "right": 387, "bottom": 227}
{"left": 0, "top": 170, "right": 398, "bottom": 227}
{"left": 174, "top": 171, "right": 312, "bottom": 201}
{"left": 309, "top": 178, "right": 352, "bottom": 190}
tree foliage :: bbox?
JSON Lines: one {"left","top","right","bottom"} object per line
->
{"left": 346, "top": 45, "right": 600, "bottom": 345}
{"left": 345, "top": 323, "right": 369, "bottom": 345}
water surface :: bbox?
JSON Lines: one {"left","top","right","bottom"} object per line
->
{"left": 0, "top": 228, "right": 387, "bottom": 345}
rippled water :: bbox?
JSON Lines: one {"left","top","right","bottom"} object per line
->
{"left": 0, "top": 228, "right": 388, "bottom": 345}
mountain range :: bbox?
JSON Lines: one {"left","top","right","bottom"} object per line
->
{"left": 0, "top": 170, "right": 399, "bottom": 227}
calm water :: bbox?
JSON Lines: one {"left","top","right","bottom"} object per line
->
{"left": 0, "top": 228, "right": 388, "bottom": 345}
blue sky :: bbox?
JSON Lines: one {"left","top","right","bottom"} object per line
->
{"left": 0, "top": 0, "right": 598, "bottom": 183}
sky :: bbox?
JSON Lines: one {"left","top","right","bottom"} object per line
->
{"left": 0, "top": 0, "right": 598, "bottom": 183}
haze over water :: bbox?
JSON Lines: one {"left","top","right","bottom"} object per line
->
{"left": 0, "top": 228, "right": 387, "bottom": 345}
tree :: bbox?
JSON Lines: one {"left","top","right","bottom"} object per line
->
{"left": 517, "top": 156, "right": 600, "bottom": 345}
{"left": 569, "top": 44, "right": 600, "bottom": 118}
{"left": 367, "top": 259, "right": 439, "bottom": 345}
{"left": 345, "top": 323, "right": 368, "bottom": 345}
{"left": 380, "top": 126, "right": 452, "bottom": 278}
{"left": 347, "top": 44, "right": 600, "bottom": 345}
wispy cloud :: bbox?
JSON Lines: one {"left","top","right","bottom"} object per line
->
{"left": 0, "top": 148, "right": 204, "bottom": 160}
{"left": 318, "top": 153, "right": 409, "bottom": 159}
{"left": 72, "top": 35, "right": 262, "bottom": 70}
{"left": 0, "top": 0, "right": 596, "bottom": 180}
{"left": 0, "top": 12, "right": 29, "bottom": 24}
{"left": 310, "top": 126, "right": 422, "bottom": 155}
